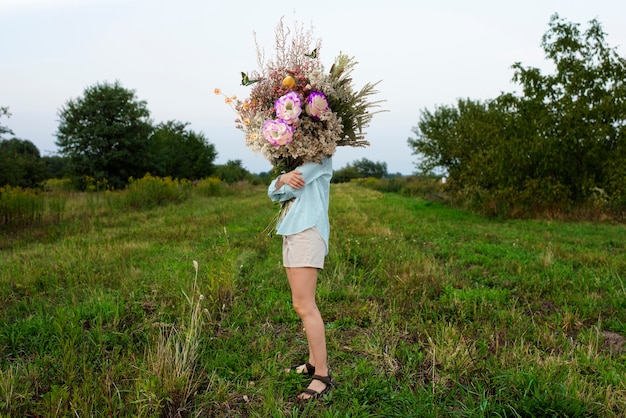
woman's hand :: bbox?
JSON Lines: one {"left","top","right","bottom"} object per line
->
{"left": 277, "top": 170, "right": 305, "bottom": 190}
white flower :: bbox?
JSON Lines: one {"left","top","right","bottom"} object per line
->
{"left": 274, "top": 92, "right": 302, "bottom": 125}
{"left": 263, "top": 119, "right": 294, "bottom": 146}
{"left": 305, "top": 91, "right": 329, "bottom": 119}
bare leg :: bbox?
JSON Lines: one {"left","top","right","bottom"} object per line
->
{"left": 286, "top": 267, "right": 330, "bottom": 399}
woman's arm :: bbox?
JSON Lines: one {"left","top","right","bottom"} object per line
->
{"left": 273, "top": 170, "right": 304, "bottom": 191}
{"left": 268, "top": 169, "right": 304, "bottom": 202}
{"left": 268, "top": 158, "right": 332, "bottom": 201}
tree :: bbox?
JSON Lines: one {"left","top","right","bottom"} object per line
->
{"left": 409, "top": 98, "right": 518, "bottom": 189}
{"left": 0, "top": 138, "right": 47, "bottom": 188}
{"left": 56, "top": 81, "right": 153, "bottom": 189}
{"left": 149, "top": 121, "right": 217, "bottom": 180}
{"left": 511, "top": 14, "right": 626, "bottom": 202}
{"left": 351, "top": 158, "right": 388, "bottom": 179}
{"left": 331, "top": 165, "right": 360, "bottom": 183}
{"left": 409, "top": 15, "right": 626, "bottom": 208}
{"left": 214, "top": 160, "right": 251, "bottom": 183}
{"left": 0, "top": 107, "right": 13, "bottom": 139}
{"left": 42, "top": 155, "right": 69, "bottom": 179}
{"left": 332, "top": 158, "right": 387, "bottom": 183}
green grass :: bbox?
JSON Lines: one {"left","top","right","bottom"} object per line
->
{"left": 0, "top": 182, "right": 624, "bottom": 417}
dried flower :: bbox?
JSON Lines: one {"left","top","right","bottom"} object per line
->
{"left": 282, "top": 75, "right": 296, "bottom": 88}
{"left": 216, "top": 18, "right": 385, "bottom": 170}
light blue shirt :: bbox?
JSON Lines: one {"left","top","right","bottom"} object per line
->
{"left": 268, "top": 157, "right": 333, "bottom": 253}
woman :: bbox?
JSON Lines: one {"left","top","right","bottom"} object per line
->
{"left": 268, "top": 156, "right": 335, "bottom": 400}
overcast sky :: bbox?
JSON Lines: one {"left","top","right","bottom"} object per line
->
{"left": 2, "top": 0, "right": 626, "bottom": 174}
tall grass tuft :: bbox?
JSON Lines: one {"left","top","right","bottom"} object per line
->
{"left": 0, "top": 185, "right": 44, "bottom": 227}
{"left": 46, "top": 191, "right": 67, "bottom": 224}
{"left": 0, "top": 365, "right": 16, "bottom": 412}
{"left": 0, "top": 184, "right": 68, "bottom": 232}
{"left": 137, "top": 260, "right": 209, "bottom": 417}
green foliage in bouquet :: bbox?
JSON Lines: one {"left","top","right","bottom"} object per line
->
{"left": 326, "top": 53, "right": 385, "bottom": 147}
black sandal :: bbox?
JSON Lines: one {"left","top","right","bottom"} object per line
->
{"left": 286, "top": 362, "right": 315, "bottom": 376}
{"left": 298, "top": 374, "right": 335, "bottom": 400}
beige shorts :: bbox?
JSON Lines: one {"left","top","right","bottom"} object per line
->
{"left": 282, "top": 227, "right": 326, "bottom": 269}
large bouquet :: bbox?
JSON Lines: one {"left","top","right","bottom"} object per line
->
{"left": 216, "top": 19, "right": 384, "bottom": 171}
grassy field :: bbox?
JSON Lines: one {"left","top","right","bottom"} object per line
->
{"left": 0, "top": 182, "right": 625, "bottom": 417}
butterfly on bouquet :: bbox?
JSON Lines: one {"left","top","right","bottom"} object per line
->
{"left": 241, "top": 72, "right": 261, "bottom": 86}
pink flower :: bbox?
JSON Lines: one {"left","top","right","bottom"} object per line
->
{"left": 274, "top": 92, "right": 302, "bottom": 124}
{"left": 305, "top": 91, "right": 329, "bottom": 119}
{"left": 263, "top": 119, "right": 294, "bottom": 146}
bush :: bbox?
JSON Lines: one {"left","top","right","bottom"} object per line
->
{"left": 43, "top": 178, "right": 75, "bottom": 193}
{"left": 193, "top": 177, "right": 227, "bottom": 197}
{"left": 354, "top": 176, "right": 446, "bottom": 200}
{"left": 117, "top": 174, "right": 191, "bottom": 210}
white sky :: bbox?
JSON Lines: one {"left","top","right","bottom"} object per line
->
{"left": 2, "top": 0, "right": 626, "bottom": 174}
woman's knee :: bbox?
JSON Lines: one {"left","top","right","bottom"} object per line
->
{"left": 292, "top": 299, "right": 317, "bottom": 318}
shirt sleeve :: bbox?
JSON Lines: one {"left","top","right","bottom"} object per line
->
{"left": 268, "top": 158, "right": 331, "bottom": 202}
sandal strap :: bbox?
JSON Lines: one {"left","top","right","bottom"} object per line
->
{"left": 300, "top": 388, "right": 319, "bottom": 396}
{"left": 298, "top": 375, "right": 335, "bottom": 400}
{"left": 311, "top": 374, "right": 334, "bottom": 386}
{"left": 289, "top": 362, "right": 315, "bottom": 376}
{"left": 305, "top": 362, "right": 315, "bottom": 375}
